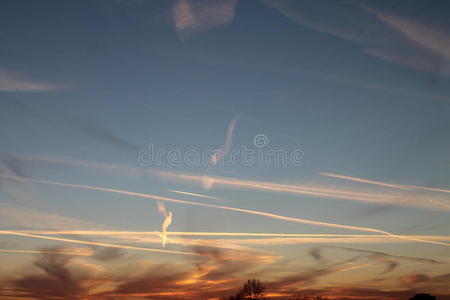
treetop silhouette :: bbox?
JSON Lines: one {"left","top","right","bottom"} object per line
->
{"left": 409, "top": 294, "right": 436, "bottom": 300}
{"left": 223, "top": 278, "right": 266, "bottom": 300}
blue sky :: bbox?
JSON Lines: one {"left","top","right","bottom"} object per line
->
{"left": 0, "top": 1, "right": 450, "bottom": 299}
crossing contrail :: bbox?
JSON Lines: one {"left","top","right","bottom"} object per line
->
{"left": 168, "top": 189, "right": 223, "bottom": 201}
{"left": 159, "top": 171, "right": 397, "bottom": 203}
{"left": 5, "top": 230, "right": 449, "bottom": 240}
{"left": 14, "top": 154, "right": 398, "bottom": 202}
{"left": 2, "top": 230, "right": 449, "bottom": 248}
{"left": 0, "top": 230, "right": 199, "bottom": 256}
{"left": 15, "top": 154, "right": 448, "bottom": 210}
{"left": 320, "top": 172, "right": 450, "bottom": 194}
{"left": 2, "top": 174, "right": 448, "bottom": 247}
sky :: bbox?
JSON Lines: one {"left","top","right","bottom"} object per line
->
{"left": 0, "top": 0, "right": 450, "bottom": 299}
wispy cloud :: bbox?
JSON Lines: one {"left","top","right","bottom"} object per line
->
{"left": 8, "top": 246, "right": 104, "bottom": 299}
{"left": 172, "top": 0, "right": 237, "bottom": 39}
{"left": 374, "top": 10, "right": 450, "bottom": 60}
{"left": 12, "top": 154, "right": 140, "bottom": 175}
{"left": 262, "top": 0, "right": 450, "bottom": 76}
{"left": 308, "top": 247, "right": 324, "bottom": 263}
{"left": 210, "top": 116, "right": 239, "bottom": 165}
{"left": 368, "top": 254, "right": 399, "bottom": 274}
{"left": 91, "top": 247, "right": 125, "bottom": 261}
{"left": 0, "top": 70, "right": 64, "bottom": 92}
{"left": 0, "top": 248, "right": 93, "bottom": 256}
{"left": 3, "top": 101, "right": 139, "bottom": 151}
{"left": 266, "top": 256, "right": 367, "bottom": 289}
{"left": 70, "top": 117, "right": 141, "bottom": 151}
{"left": 324, "top": 246, "right": 447, "bottom": 267}
{"left": 0, "top": 203, "right": 105, "bottom": 231}
{"left": 320, "top": 172, "right": 450, "bottom": 208}
{"left": 401, "top": 272, "right": 432, "bottom": 285}
{"left": 401, "top": 271, "right": 450, "bottom": 293}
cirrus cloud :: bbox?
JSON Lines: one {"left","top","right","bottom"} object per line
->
{"left": 0, "top": 70, "right": 64, "bottom": 92}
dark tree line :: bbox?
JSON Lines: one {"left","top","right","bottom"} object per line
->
{"left": 222, "top": 279, "right": 437, "bottom": 300}
{"left": 222, "top": 279, "right": 326, "bottom": 300}
{"left": 410, "top": 294, "right": 436, "bottom": 300}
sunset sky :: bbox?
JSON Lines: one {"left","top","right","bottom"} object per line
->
{"left": 1, "top": 0, "right": 450, "bottom": 299}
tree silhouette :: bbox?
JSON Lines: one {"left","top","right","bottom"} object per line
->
{"left": 223, "top": 279, "right": 266, "bottom": 300}
{"left": 222, "top": 279, "right": 332, "bottom": 300}
{"left": 238, "top": 279, "right": 266, "bottom": 299}
{"left": 409, "top": 294, "right": 436, "bottom": 300}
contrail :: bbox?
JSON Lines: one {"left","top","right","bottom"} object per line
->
{"left": 157, "top": 201, "right": 172, "bottom": 247}
{"left": 15, "top": 155, "right": 448, "bottom": 210}
{"left": 0, "top": 230, "right": 199, "bottom": 256}
{"left": 321, "top": 172, "right": 450, "bottom": 194}
{"left": 0, "top": 248, "right": 93, "bottom": 256}
{"left": 14, "top": 154, "right": 139, "bottom": 175}
{"left": 205, "top": 236, "right": 450, "bottom": 246}
{"left": 157, "top": 171, "right": 450, "bottom": 210}
{"left": 157, "top": 171, "right": 418, "bottom": 204}
{"left": 210, "top": 116, "right": 239, "bottom": 165}
{"left": 2, "top": 174, "right": 448, "bottom": 247}
{"left": 168, "top": 189, "right": 222, "bottom": 201}
{"left": 3, "top": 230, "right": 449, "bottom": 247}
{"left": 6, "top": 230, "right": 450, "bottom": 240}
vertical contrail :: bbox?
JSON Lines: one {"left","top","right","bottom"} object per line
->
{"left": 157, "top": 201, "right": 173, "bottom": 247}
{"left": 210, "top": 116, "right": 239, "bottom": 165}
